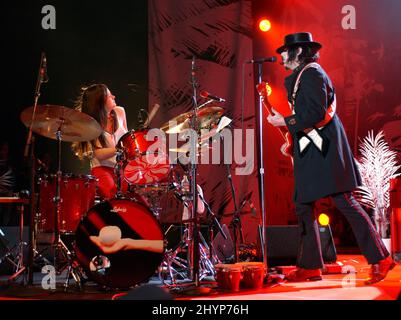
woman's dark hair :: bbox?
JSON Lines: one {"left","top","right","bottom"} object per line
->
{"left": 71, "top": 84, "right": 117, "bottom": 160}
{"left": 287, "top": 44, "right": 320, "bottom": 65}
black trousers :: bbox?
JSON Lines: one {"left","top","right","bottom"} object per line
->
{"left": 295, "top": 192, "right": 389, "bottom": 269}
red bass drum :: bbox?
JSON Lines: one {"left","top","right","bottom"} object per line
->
{"left": 74, "top": 198, "right": 164, "bottom": 289}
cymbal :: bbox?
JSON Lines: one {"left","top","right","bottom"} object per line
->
{"left": 20, "top": 105, "right": 102, "bottom": 142}
{"left": 160, "top": 104, "right": 224, "bottom": 134}
{"left": 170, "top": 116, "right": 232, "bottom": 154}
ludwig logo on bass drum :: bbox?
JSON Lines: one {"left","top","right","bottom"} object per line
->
{"left": 111, "top": 206, "right": 127, "bottom": 213}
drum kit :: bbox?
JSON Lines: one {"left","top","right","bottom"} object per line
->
{"left": 16, "top": 94, "right": 233, "bottom": 291}
{"left": 4, "top": 53, "right": 243, "bottom": 292}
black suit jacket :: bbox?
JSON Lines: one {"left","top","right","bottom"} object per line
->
{"left": 283, "top": 63, "right": 361, "bottom": 203}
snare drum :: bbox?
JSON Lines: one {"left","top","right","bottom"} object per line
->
{"left": 38, "top": 174, "right": 97, "bottom": 233}
{"left": 117, "top": 129, "right": 170, "bottom": 185}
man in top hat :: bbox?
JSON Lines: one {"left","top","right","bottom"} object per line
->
{"left": 266, "top": 32, "right": 395, "bottom": 284}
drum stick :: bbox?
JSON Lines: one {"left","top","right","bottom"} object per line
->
{"left": 144, "top": 103, "right": 160, "bottom": 127}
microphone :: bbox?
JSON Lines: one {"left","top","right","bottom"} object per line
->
{"left": 200, "top": 90, "right": 226, "bottom": 103}
{"left": 245, "top": 56, "right": 277, "bottom": 64}
{"left": 40, "top": 52, "right": 49, "bottom": 83}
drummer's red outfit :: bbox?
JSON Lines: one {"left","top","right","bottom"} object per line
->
{"left": 91, "top": 106, "right": 128, "bottom": 199}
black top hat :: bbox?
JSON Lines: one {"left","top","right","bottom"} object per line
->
{"left": 276, "top": 32, "right": 322, "bottom": 54}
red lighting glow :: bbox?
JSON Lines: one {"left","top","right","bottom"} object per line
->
{"left": 259, "top": 19, "right": 271, "bottom": 32}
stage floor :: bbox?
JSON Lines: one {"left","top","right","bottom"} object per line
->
{"left": 0, "top": 255, "right": 400, "bottom": 300}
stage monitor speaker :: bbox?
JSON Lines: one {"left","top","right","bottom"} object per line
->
{"left": 266, "top": 225, "right": 337, "bottom": 267}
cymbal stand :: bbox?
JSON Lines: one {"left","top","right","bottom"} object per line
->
{"left": 52, "top": 124, "right": 83, "bottom": 291}
{"left": 114, "top": 150, "right": 125, "bottom": 199}
{"left": 226, "top": 163, "right": 244, "bottom": 262}
{"left": 187, "top": 56, "right": 200, "bottom": 285}
{"left": 23, "top": 52, "right": 48, "bottom": 285}
{"left": 0, "top": 198, "right": 29, "bottom": 285}
{"left": 162, "top": 57, "right": 215, "bottom": 294}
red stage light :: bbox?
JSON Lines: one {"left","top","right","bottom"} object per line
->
{"left": 318, "top": 213, "right": 330, "bottom": 226}
{"left": 259, "top": 19, "right": 271, "bottom": 32}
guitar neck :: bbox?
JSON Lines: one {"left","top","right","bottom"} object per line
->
{"left": 258, "top": 86, "right": 288, "bottom": 139}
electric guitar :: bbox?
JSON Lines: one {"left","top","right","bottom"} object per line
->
{"left": 256, "top": 82, "right": 293, "bottom": 159}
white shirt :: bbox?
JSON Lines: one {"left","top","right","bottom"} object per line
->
{"left": 90, "top": 106, "right": 128, "bottom": 169}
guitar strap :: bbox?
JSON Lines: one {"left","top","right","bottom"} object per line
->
{"left": 289, "top": 63, "right": 336, "bottom": 154}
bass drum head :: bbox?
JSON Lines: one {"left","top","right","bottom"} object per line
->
{"left": 75, "top": 199, "right": 164, "bottom": 289}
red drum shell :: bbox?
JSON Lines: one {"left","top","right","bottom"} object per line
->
{"left": 117, "top": 129, "right": 170, "bottom": 185}
{"left": 74, "top": 198, "right": 164, "bottom": 289}
{"left": 38, "top": 174, "right": 96, "bottom": 233}
{"left": 117, "top": 129, "right": 154, "bottom": 160}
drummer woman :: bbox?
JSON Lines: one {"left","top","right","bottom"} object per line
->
{"left": 72, "top": 84, "right": 128, "bottom": 199}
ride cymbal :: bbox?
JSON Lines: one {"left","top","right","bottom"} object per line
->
{"left": 20, "top": 105, "right": 102, "bottom": 142}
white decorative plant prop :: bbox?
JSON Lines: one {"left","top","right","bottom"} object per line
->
{"left": 0, "top": 167, "right": 14, "bottom": 194}
{"left": 354, "top": 130, "right": 400, "bottom": 238}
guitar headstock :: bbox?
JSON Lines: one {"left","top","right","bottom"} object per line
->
{"left": 256, "top": 82, "right": 274, "bottom": 114}
{"left": 256, "top": 82, "right": 268, "bottom": 96}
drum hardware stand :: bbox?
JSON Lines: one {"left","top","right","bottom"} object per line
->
{"left": 198, "top": 192, "right": 227, "bottom": 265}
{"left": 165, "top": 57, "right": 219, "bottom": 295}
{"left": 22, "top": 52, "right": 48, "bottom": 285}
{"left": 160, "top": 187, "right": 219, "bottom": 288}
{"left": 30, "top": 185, "right": 54, "bottom": 270}
{"left": 187, "top": 56, "right": 201, "bottom": 286}
{"left": 0, "top": 197, "right": 29, "bottom": 285}
{"left": 50, "top": 124, "right": 83, "bottom": 291}
{"left": 226, "top": 163, "right": 245, "bottom": 262}
{"left": 159, "top": 222, "right": 217, "bottom": 286}
{"left": 142, "top": 190, "right": 163, "bottom": 219}
{"left": 114, "top": 150, "right": 125, "bottom": 199}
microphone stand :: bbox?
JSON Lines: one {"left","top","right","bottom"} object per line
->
{"left": 189, "top": 56, "right": 200, "bottom": 286}
{"left": 226, "top": 163, "right": 244, "bottom": 262}
{"left": 255, "top": 62, "right": 268, "bottom": 271}
{"left": 171, "top": 57, "right": 215, "bottom": 295}
{"left": 23, "top": 52, "right": 48, "bottom": 285}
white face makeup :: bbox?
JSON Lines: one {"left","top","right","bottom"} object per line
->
{"left": 281, "top": 47, "right": 302, "bottom": 70}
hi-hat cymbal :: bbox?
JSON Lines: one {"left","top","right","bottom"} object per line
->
{"left": 20, "top": 105, "right": 102, "bottom": 142}
{"left": 160, "top": 104, "right": 224, "bottom": 134}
